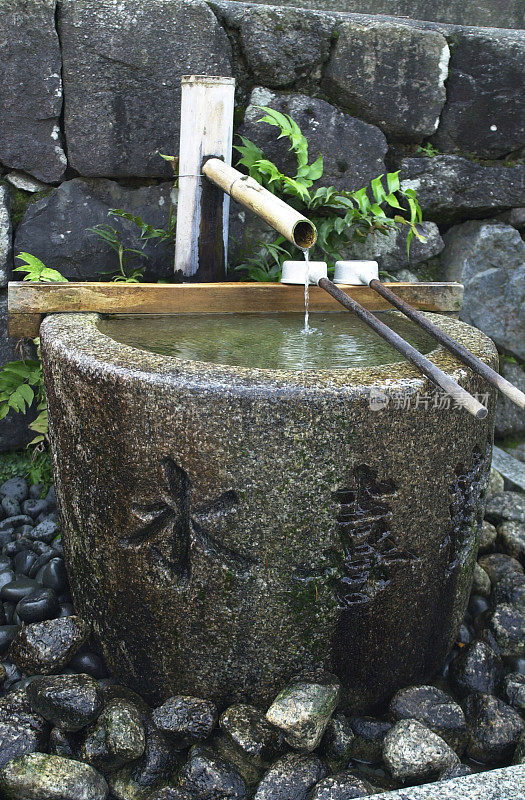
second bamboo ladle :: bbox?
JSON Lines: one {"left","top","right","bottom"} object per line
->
{"left": 281, "top": 261, "right": 487, "bottom": 419}
{"left": 334, "top": 260, "right": 525, "bottom": 412}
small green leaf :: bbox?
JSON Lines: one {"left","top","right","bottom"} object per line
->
{"left": 387, "top": 171, "right": 401, "bottom": 193}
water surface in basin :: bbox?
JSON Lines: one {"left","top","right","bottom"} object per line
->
{"left": 99, "top": 312, "right": 436, "bottom": 371}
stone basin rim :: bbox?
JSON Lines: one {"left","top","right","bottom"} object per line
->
{"left": 40, "top": 311, "right": 498, "bottom": 398}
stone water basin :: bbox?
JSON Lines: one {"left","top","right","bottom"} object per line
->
{"left": 40, "top": 310, "right": 497, "bottom": 711}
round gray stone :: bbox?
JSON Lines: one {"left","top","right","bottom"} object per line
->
{"left": 465, "top": 693, "right": 524, "bottom": 764}
{"left": 382, "top": 719, "right": 459, "bottom": 781}
{"left": 0, "top": 752, "right": 108, "bottom": 800}
{"left": 389, "top": 685, "right": 467, "bottom": 754}
{"left": 498, "top": 521, "right": 525, "bottom": 565}
{"left": 310, "top": 770, "right": 375, "bottom": 799}
{"left": 81, "top": 700, "right": 146, "bottom": 774}
{"left": 254, "top": 752, "right": 326, "bottom": 800}
{"left": 26, "top": 673, "right": 104, "bottom": 732}
{"left": 266, "top": 672, "right": 340, "bottom": 752}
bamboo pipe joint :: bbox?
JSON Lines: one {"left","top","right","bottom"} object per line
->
{"left": 202, "top": 158, "right": 317, "bottom": 250}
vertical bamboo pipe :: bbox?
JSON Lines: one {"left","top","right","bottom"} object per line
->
{"left": 174, "top": 75, "right": 235, "bottom": 281}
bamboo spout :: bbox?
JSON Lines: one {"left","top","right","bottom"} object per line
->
{"left": 202, "top": 158, "right": 317, "bottom": 250}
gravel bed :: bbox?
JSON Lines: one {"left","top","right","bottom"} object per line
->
{"left": 0, "top": 466, "right": 524, "bottom": 800}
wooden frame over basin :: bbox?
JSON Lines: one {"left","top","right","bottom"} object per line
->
{"left": 7, "top": 281, "right": 464, "bottom": 339}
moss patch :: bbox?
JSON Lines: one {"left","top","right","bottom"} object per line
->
{"left": 8, "top": 185, "right": 52, "bottom": 230}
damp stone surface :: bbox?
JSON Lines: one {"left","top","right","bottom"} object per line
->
{"left": 40, "top": 312, "right": 497, "bottom": 710}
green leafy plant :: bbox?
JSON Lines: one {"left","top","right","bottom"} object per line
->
{"left": 108, "top": 209, "right": 176, "bottom": 246}
{"left": 0, "top": 448, "right": 53, "bottom": 493}
{"left": 91, "top": 153, "right": 178, "bottom": 282}
{"left": 88, "top": 224, "right": 149, "bottom": 283}
{"left": 234, "top": 107, "right": 426, "bottom": 280}
{"left": 0, "top": 256, "right": 68, "bottom": 475}
{"left": 14, "top": 253, "right": 68, "bottom": 283}
{"left": 416, "top": 142, "right": 439, "bottom": 157}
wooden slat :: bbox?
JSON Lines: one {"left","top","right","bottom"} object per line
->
{"left": 7, "top": 281, "right": 463, "bottom": 339}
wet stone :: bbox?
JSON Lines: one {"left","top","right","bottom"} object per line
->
{"left": 27, "top": 673, "right": 104, "bottom": 732}
{"left": 149, "top": 789, "right": 193, "bottom": 800}
{"left": 81, "top": 700, "right": 145, "bottom": 774}
{"left": 177, "top": 745, "right": 247, "bottom": 799}
{"left": 439, "top": 762, "right": 473, "bottom": 779}
{"left": 99, "top": 682, "right": 150, "bottom": 717}
{"left": 449, "top": 640, "right": 502, "bottom": 696}
{"left": 498, "top": 522, "right": 525, "bottom": 565}
{"left": 0, "top": 477, "right": 29, "bottom": 503}
{"left": 349, "top": 716, "right": 392, "bottom": 763}
{"left": 0, "top": 752, "right": 108, "bottom": 800}
{"left": 40, "top": 558, "right": 69, "bottom": 593}
{"left": 210, "top": 731, "right": 266, "bottom": 788}
{"left": 503, "top": 673, "right": 525, "bottom": 713}
{"left": 13, "top": 550, "right": 39, "bottom": 576}
{"left": 389, "top": 685, "right": 467, "bottom": 755}
{"left": 488, "top": 603, "right": 525, "bottom": 657}
{"left": 382, "top": 719, "right": 459, "bottom": 782}
{"left": 9, "top": 616, "right": 90, "bottom": 674}
{"left": 48, "top": 727, "right": 79, "bottom": 758}
{"left": 57, "top": 602, "right": 75, "bottom": 618}
{"left": 493, "top": 571, "right": 525, "bottom": 608}
{"left": 485, "top": 492, "right": 525, "bottom": 526}
{"left": 16, "top": 587, "right": 59, "bottom": 623}
{"left": 220, "top": 703, "right": 284, "bottom": 764}
{"left": 0, "top": 515, "right": 33, "bottom": 531}
{"left": 254, "top": 752, "right": 326, "bottom": 800}
{"left": 487, "top": 468, "right": 505, "bottom": 499}
{"left": 464, "top": 693, "right": 524, "bottom": 763}
{"left": 0, "top": 624, "right": 20, "bottom": 655}
{"left": 152, "top": 695, "right": 218, "bottom": 747}
{"left": 1, "top": 660, "right": 23, "bottom": 692}
{"left": 22, "top": 499, "right": 49, "bottom": 519}
{"left": 477, "top": 553, "right": 523, "bottom": 585}
{"left": 0, "top": 688, "right": 50, "bottom": 768}
{"left": 266, "top": 672, "right": 340, "bottom": 752}
{"left": 514, "top": 732, "right": 525, "bottom": 765}
{"left": 0, "top": 569, "right": 15, "bottom": 593}
{"left": 310, "top": 770, "right": 376, "bottom": 799}
{"left": 0, "top": 530, "right": 14, "bottom": 546}
{"left": 30, "top": 518, "right": 59, "bottom": 544}
{"left": 318, "top": 714, "right": 355, "bottom": 771}
{"left": 2, "top": 497, "right": 21, "bottom": 517}
{"left": 472, "top": 563, "right": 491, "bottom": 598}
{"left": 68, "top": 649, "right": 107, "bottom": 679}
{"left": 1, "top": 577, "right": 41, "bottom": 603}
{"left": 109, "top": 719, "right": 179, "bottom": 800}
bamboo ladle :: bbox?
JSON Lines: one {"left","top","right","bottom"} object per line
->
{"left": 334, "top": 261, "right": 525, "bottom": 411}
{"left": 281, "top": 261, "right": 488, "bottom": 419}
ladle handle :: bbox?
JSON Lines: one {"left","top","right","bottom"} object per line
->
{"left": 318, "top": 277, "right": 488, "bottom": 420}
{"left": 369, "top": 279, "right": 525, "bottom": 411}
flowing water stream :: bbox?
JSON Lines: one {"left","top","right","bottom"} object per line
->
{"left": 303, "top": 249, "right": 312, "bottom": 334}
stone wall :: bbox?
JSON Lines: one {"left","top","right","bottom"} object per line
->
{"left": 0, "top": 0, "right": 524, "bottom": 448}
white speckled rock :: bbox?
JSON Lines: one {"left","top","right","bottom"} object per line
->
{"left": 266, "top": 673, "right": 340, "bottom": 751}
{"left": 359, "top": 764, "right": 525, "bottom": 799}
{"left": 382, "top": 719, "right": 458, "bottom": 781}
